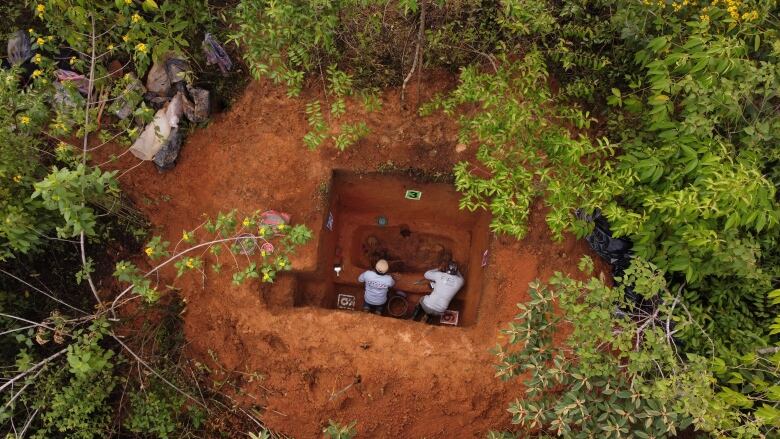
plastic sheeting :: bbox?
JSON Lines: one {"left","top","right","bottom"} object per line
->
{"left": 129, "top": 92, "right": 184, "bottom": 161}
{"left": 7, "top": 31, "right": 31, "bottom": 65}
{"left": 203, "top": 33, "right": 232, "bottom": 74}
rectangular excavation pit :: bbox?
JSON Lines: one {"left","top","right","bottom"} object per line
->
{"left": 296, "top": 171, "right": 490, "bottom": 327}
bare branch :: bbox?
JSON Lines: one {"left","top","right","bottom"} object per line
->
{"left": 79, "top": 14, "right": 103, "bottom": 308}
{"left": 110, "top": 333, "right": 206, "bottom": 408}
{"left": 0, "top": 313, "right": 60, "bottom": 333}
{"left": 401, "top": 1, "right": 426, "bottom": 105}
{"left": 0, "top": 268, "right": 88, "bottom": 315}
{"left": 0, "top": 348, "right": 67, "bottom": 394}
{"left": 109, "top": 235, "right": 268, "bottom": 310}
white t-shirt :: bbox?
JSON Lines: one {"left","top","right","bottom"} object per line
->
{"left": 420, "top": 269, "right": 464, "bottom": 314}
{"left": 358, "top": 271, "right": 394, "bottom": 305}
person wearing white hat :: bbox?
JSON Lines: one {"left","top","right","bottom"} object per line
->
{"left": 358, "top": 259, "right": 395, "bottom": 315}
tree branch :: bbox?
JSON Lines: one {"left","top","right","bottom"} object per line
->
{"left": 401, "top": 1, "right": 426, "bottom": 106}
{"left": 111, "top": 333, "right": 206, "bottom": 408}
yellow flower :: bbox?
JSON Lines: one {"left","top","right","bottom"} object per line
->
{"left": 145, "top": 247, "right": 154, "bottom": 256}
{"left": 258, "top": 226, "right": 267, "bottom": 235}
{"left": 277, "top": 224, "right": 286, "bottom": 231}
{"left": 262, "top": 272, "right": 271, "bottom": 281}
{"left": 260, "top": 250, "right": 267, "bottom": 257}
{"left": 19, "top": 116, "right": 30, "bottom": 125}
{"left": 107, "top": 44, "right": 115, "bottom": 51}
{"left": 185, "top": 258, "right": 195, "bottom": 268}
{"left": 47, "top": 36, "right": 53, "bottom": 41}
{"left": 242, "top": 218, "right": 251, "bottom": 227}
{"left": 122, "top": 34, "right": 130, "bottom": 42}
{"left": 36, "top": 4, "right": 45, "bottom": 16}
{"left": 28, "top": 28, "right": 33, "bottom": 34}
{"left": 125, "top": 0, "right": 133, "bottom": 4}
{"left": 277, "top": 260, "right": 286, "bottom": 268}
{"left": 68, "top": 57, "right": 76, "bottom": 65}
{"left": 56, "top": 142, "right": 69, "bottom": 153}
{"left": 33, "top": 54, "right": 42, "bottom": 64}
{"left": 36, "top": 37, "right": 45, "bottom": 46}
{"left": 135, "top": 42, "right": 147, "bottom": 53}
{"left": 13, "top": 175, "right": 22, "bottom": 183}
{"left": 182, "top": 231, "right": 189, "bottom": 241}
{"left": 132, "top": 13, "right": 141, "bottom": 23}
{"left": 31, "top": 69, "right": 42, "bottom": 78}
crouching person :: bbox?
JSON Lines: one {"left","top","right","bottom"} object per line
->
{"left": 411, "top": 261, "right": 464, "bottom": 323}
{"left": 358, "top": 259, "right": 394, "bottom": 315}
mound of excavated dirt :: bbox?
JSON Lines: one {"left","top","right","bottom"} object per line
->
{"left": 95, "top": 72, "right": 608, "bottom": 437}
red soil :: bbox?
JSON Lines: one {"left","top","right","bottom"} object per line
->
{"left": 96, "top": 72, "right": 608, "bottom": 437}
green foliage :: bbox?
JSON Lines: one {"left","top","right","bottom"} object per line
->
{"left": 231, "top": 0, "right": 506, "bottom": 90}
{"left": 33, "top": 366, "right": 118, "bottom": 439}
{"left": 231, "top": 0, "right": 510, "bottom": 150}
{"left": 26, "top": 319, "right": 119, "bottom": 439}
{"left": 0, "top": 68, "right": 55, "bottom": 260}
{"left": 302, "top": 68, "right": 374, "bottom": 151}
{"left": 484, "top": 2, "right": 780, "bottom": 434}
{"left": 422, "top": 51, "right": 623, "bottom": 239}
{"left": 231, "top": 0, "right": 341, "bottom": 96}
{"left": 494, "top": 259, "right": 780, "bottom": 437}
{"left": 497, "top": 0, "right": 780, "bottom": 364}
{"left": 35, "top": 0, "right": 208, "bottom": 76}
{"left": 124, "top": 382, "right": 185, "bottom": 438}
{"left": 32, "top": 164, "right": 119, "bottom": 238}
{"left": 0, "top": 2, "right": 246, "bottom": 438}
{"left": 114, "top": 210, "right": 312, "bottom": 304}
{"left": 323, "top": 420, "right": 357, "bottom": 439}
{"left": 605, "top": 2, "right": 780, "bottom": 355}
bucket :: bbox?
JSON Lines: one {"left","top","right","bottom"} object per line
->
{"left": 386, "top": 295, "right": 408, "bottom": 318}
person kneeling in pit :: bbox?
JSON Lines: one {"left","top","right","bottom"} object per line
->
{"left": 411, "top": 261, "right": 464, "bottom": 323}
{"left": 358, "top": 259, "right": 394, "bottom": 315}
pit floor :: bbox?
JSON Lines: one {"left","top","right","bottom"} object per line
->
{"left": 296, "top": 172, "right": 490, "bottom": 326}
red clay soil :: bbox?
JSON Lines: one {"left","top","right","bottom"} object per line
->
{"left": 96, "top": 71, "right": 609, "bottom": 438}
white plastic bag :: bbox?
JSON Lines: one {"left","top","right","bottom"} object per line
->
{"left": 129, "top": 93, "right": 184, "bottom": 161}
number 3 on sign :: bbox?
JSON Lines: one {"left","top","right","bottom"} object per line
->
{"left": 405, "top": 190, "right": 422, "bottom": 200}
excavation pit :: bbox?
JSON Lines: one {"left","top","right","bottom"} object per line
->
{"left": 296, "top": 172, "right": 490, "bottom": 327}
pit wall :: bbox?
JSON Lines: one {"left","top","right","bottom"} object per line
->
{"left": 296, "top": 171, "right": 490, "bottom": 327}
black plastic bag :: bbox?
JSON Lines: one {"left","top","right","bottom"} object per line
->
{"left": 202, "top": 33, "right": 232, "bottom": 75}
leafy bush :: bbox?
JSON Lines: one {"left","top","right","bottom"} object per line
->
{"left": 24, "top": 319, "right": 119, "bottom": 439}
{"left": 112, "top": 209, "right": 312, "bottom": 307}
{"left": 231, "top": 0, "right": 510, "bottom": 150}
{"left": 0, "top": 63, "right": 67, "bottom": 255}
{"left": 497, "top": 258, "right": 780, "bottom": 437}
{"left": 422, "top": 51, "right": 624, "bottom": 239}
{"left": 125, "top": 383, "right": 185, "bottom": 438}
{"left": 456, "top": 0, "right": 780, "bottom": 357}
{"left": 231, "top": 0, "right": 507, "bottom": 91}
{"left": 0, "top": 2, "right": 270, "bottom": 438}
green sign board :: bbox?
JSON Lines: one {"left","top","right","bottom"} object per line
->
{"left": 405, "top": 190, "right": 422, "bottom": 200}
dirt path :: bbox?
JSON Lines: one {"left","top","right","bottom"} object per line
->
{"left": 98, "top": 73, "right": 607, "bottom": 437}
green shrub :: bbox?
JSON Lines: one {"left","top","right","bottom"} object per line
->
{"left": 422, "top": 51, "right": 623, "bottom": 240}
